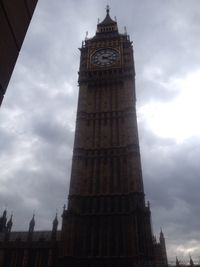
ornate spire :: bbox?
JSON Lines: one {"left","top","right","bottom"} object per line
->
{"left": 96, "top": 6, "right": 118, "bottom": 34}
{"left": 29, "top": 213, "right": 35, "bottom": 233}
{"left": 98, "top": 6, "right": 116, "bottom": 26}
{"left": 160, "top": 227, "right": 164, "bottom": 239}
{"left": 52, "top": 213, "right": 58, "bottom": 231}
{"left": 159, "top": 228, "right": 168, "bottom": 266}
{"left": 176, "top": 256, "right": 180, "bottom": 266}
{"left": 106, "top": 4, "right": 110, "bottom": 14}
{"left": 51, "top": 213, "right": 59, "bottom": 241}
{"left": 27, "top": 213, "right": 35, "bottom": 241}
{"left": 6, "top": 214, "right": 13, "bottom": 233}
{"left": 3, "top": 209, "right": 7, "bottom": 217}
{"left": 4, "top": 213, "right": 13, "bottom": 241}
{"left": 62, "top": 204, "right": 66, "bottom": 217}
{"left": 190, "top": 255, "right": 194, "bottom": 266}
{"left": 0, "top": 209, "right": 7, "bottom": 232}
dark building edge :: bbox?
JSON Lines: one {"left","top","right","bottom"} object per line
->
{"left": 0, "top": 0, "right": 38, "bottom": 107}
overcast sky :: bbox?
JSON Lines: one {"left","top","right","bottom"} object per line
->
{"left": 0, "top": 0, "right": 200, "bottom": 263}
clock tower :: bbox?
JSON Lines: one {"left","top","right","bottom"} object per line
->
{"left": 60, "top": 7, "right": 160, "bottom": 267}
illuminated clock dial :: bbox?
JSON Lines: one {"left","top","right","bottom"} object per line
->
{"left": 91, "top": 48, "right": 120, "bottom": 67}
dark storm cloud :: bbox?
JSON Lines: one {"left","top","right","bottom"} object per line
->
{"left": 0, "top": 0, "right": 200, "bottom": 262}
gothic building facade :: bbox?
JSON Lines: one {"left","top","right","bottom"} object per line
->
{"left": 0, "top": 7, "right": 168, "bottom": 267}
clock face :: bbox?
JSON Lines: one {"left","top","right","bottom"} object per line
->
{"left": 91, "top": 48, "right": 120, "bottom": 67}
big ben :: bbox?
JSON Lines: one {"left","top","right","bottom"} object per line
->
{"left": 0, "top": 6, "right": 168, "bottom": 267}
{"left": 60, "top": 6, "right": 161, "bottom": 267}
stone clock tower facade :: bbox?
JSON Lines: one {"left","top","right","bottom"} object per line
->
{"left": 60, "top": 7, "right": 160, "bottom": 267}
{"left": 0, "top": 7, "right": 168, "bottom": 267}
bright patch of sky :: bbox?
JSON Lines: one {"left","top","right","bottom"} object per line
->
{"left": 139, "top": 70, "right": 200, "bottom": 143}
